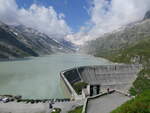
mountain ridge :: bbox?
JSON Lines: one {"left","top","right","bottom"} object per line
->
{"left": 0, "top": 21, "right": 75, "bottom": 59}
{"left": 81, "top": 19, "right": 150, "bottom": 57}
{"left": 144, "top": 10, "right": 150, "bottom": 20}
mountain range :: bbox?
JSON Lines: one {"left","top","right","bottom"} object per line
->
{"left": 144, "top": 10, "right": 150, "bottom": 20}
{"left": 0, "top": 21, "right": 76, "bottom": 60}
{"left": 81, "top": 11, "right": 150, "bottom": 64}
{"left": 1, "top": 10, "right": 150, "bottom": 60}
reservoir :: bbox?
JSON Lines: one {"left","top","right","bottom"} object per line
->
{"left": 0, "top": 53, "right": 111, "bottom": 99}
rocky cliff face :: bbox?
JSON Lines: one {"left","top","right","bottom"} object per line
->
{"left": 0, "top": 21, "right": 75, "bottom": 59}
{"left": 144, "top": 10, "right": 150, "bottom": 20}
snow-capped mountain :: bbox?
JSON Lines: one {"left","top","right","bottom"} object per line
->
{"left": 0, "top": 21, "right": 75, "bottom": 59}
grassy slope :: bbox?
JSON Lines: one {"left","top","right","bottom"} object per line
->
{"left": 104, "top": 37, "right": 150, "bottom": 65}
{"left": 51, "top": 108, "right": 61, "bottom": 113}
{"left": 68, "top": 106, "right": 83, "bottom": 113}
{"left": 130, "top": 69, "right": 150, "bottom": 96}
{"left": 73, "top": 81, "right": 88, "bottom": 95}
{"left": 110, "top": 90, "right": 150, "bottom": 113}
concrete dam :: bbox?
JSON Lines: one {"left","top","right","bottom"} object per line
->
{"left": 61, "top": 64, "right": 142, "bottom": 99}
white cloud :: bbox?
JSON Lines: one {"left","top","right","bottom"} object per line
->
{"left": 66, "top": 32, "right": 89, "bottom": 45}
{"left": 67, "top": 0, "right": 150, "bottom": 45}
{"left": 1, "top": 0, "right": 150, "bottom": 45}
{"left": 0, "top": 0, "right": 18, "bottom": 25}
{"left": 89, "top": 0, "right": 150, "bottom": 36}
{"left": 0, "top": 0, "right": 71, "bottom": 38}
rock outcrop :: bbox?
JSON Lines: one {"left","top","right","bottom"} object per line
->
{"left": 144, "top": 10, "right": 150, "bottom": 20}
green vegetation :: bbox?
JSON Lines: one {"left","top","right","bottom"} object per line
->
{"left": 130, "top": 69, "right": 150, "bottom": 96}
{"left": 110, "top": 90, "right": 150, "bottom": 113}
{"left": 104, "top": 37, "right": 150, "bottom": 65}
{"left": 0, "top": 44, "right": 29, "bottom": 58}
{"left": 51, "top": 108, "right": 61, "bottom": 113}
{"left": 68, "top": 106, "right": 83, "bottom": 113}
{"left": 73, "top": 81, "right": 88, "bottom": 95}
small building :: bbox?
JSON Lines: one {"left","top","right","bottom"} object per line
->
{"left": 90, "top": 84, "right": 101, "bottom": 96}
{"left": 82, "top": 84, "right": 101, "bottom": 98}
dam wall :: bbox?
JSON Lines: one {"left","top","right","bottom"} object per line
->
{"left": 60, "top": 64, "right": 142, "bottom": 99}
{"left": 78, "top": 65, "right": 142, "bottom": 92}
{"left": 60, "top": 68, "right": 83, "bottom": 100}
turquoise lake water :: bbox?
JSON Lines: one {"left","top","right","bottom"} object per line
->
{"left": 0, "top": 53, "right": 111, "bottom": 99}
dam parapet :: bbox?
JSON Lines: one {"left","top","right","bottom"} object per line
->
{"left": 60, "top": 64, "right": 142, "bottom": 100}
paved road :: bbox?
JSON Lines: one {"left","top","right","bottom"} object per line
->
{"left": 0, "top": 102, "right": 47, "bottom": 113}
{"left": 0, "top": 100, "right": 84, "bottom": 113}
{"left": 53, "top": 100, "right": 84, "bottom": 113}
{"left": 87, "top": 92, "right": 130, "bottom": 113}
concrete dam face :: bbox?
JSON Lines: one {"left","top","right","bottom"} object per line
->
{"left": 77, "top": 65, "right": 141, "bottom": 92}
{"left": 62, "top": 64, "right": 142, "bottom": 95}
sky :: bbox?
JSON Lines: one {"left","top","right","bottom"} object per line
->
{"left": 16, "top": 0, "right": 90, "bottom": 32}
{"left": 0, "top": 0, "right": 150, "bottom": 45}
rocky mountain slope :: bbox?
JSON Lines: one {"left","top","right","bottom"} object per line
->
{"left": 81, "top": 16, "right": 150, "bottom": 58}
{"left": 0, "top": 21, "right": 75, "bottom": 59}
{"left": 105, "top": 36, "right": 150, "bottom": 65}
{"left": 144, "top": 10, "right": 150, "bottom": 20}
